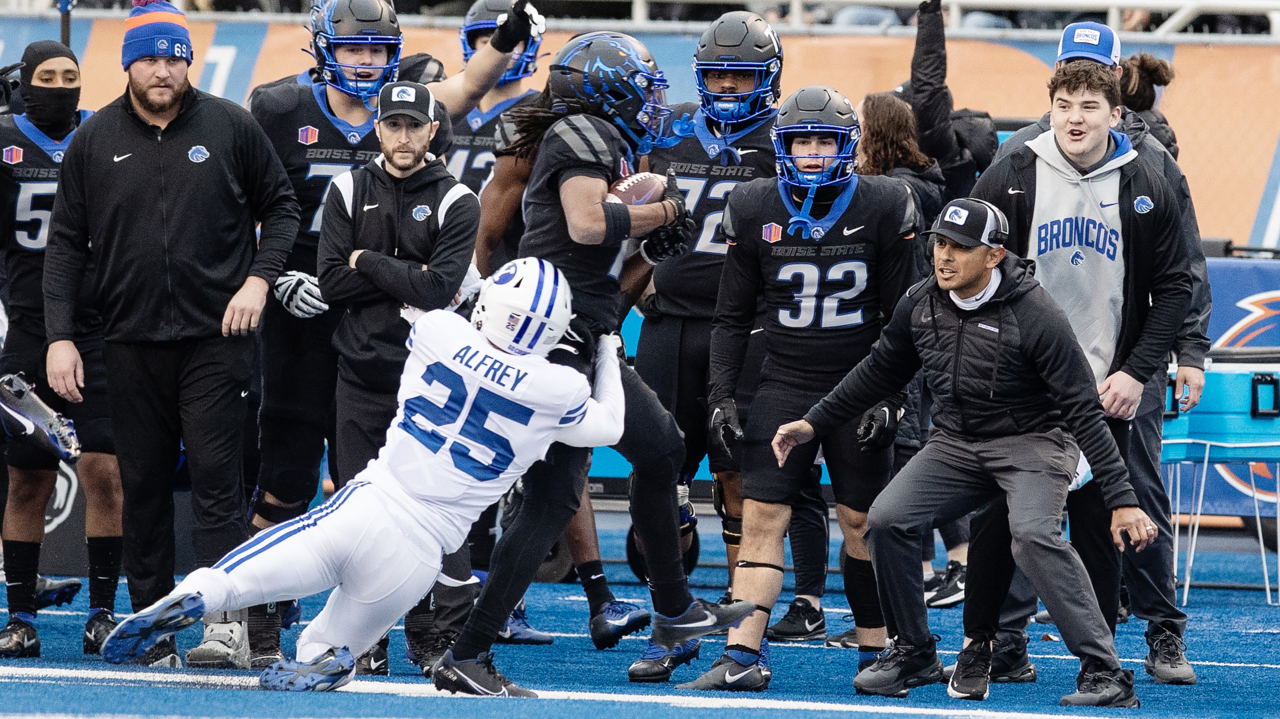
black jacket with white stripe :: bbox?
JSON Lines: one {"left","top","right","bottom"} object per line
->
{"left": 318, "top": 155, "right": 479, "bottom": 393}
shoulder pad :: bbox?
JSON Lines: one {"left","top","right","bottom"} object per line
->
{"left": 545, "top": 115, "right": 618, "bottom": 167}
{"left": 247, "top": 77, "right": 306, "bottom": 116}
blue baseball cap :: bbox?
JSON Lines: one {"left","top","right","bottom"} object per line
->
{"left": 1056, "top": 22, "right": 1121, "bottom": 66}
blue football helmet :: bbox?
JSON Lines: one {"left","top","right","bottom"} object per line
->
{"left": 694, "top": 11, "right": 783, "bottom": 125}
{"left": 310, "top": 0, "right": 403, "bottom": 104}
{"left": 548, "top": 32, "right": 680, "bottom": 156}
{"left": 460, "top": 0, "right": 540, "bottom": 87}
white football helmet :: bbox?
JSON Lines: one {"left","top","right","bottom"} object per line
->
{"left": 473, "top": 258, "right": 575, "bottom": 356}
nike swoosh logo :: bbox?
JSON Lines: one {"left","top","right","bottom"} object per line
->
{"left": 363, "top": 203, "right": 379, "bottom": 211}
{"left": 671, "top": 610, "right": 716, "bottom": 629}
{"left": 1007, "top": 188, "right": 1024, "bottom": 194}
{"left": 240, "top": 390, "right": 249, "bottom": 398}
{"left": 114, "top": 154, "right": 132, "bottom": 162}
{"left": 805, "top": 619, "right": 823, "bottom": 632}
{"left": 22, "top": 635, "right": 37, "bottom": 648}
{"left": 1100, "top": 202, "right": 1118, "bottom": 208}
{"left": 725, "top": 666, "right": 755, "bottom": 683}
{"left": 0, "top": 404, "right": 36, "bottom": 434}
{"left": 606, "top": 617, "right": 633, "bottom": 627}
{"left": 370, "top": 658, "right": 386, "bottom": 670}
{"left": 738, "top": 149, "right": 758, "bottom": 155}
{"left": 843, "top": 226, "right": 864, "bottom": 236}
{"left": 589, "top": 574, "right": 604, "bottom": 581}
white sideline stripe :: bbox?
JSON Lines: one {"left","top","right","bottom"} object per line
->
{"left": 0, "top": 668, "right": 1086, "bottom": 719}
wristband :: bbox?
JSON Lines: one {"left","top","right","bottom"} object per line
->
{"left": 601, "top": 201, "right": 632, "bottom": 247}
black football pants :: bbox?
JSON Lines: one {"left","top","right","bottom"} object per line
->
{"left": 104, "top": 336, "right": 254, "bottom": 611}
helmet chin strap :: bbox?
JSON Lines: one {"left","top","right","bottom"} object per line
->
{"left": 787, "top": 182, "right": 822, "bottom": 239}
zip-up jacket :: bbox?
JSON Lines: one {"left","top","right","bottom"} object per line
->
{"left": 318, "top": 156, "right": 478, "bottom": 394}
{"left": 805, "top": 254, "right": 1138, "bottom": 510}
{"left": 43, "top": 87, "right": 299, "bottom": 343}
{"left": 972, "top": 136, "right": 1192, "bottom": 386}
{"left": 993, "top": 109, "right": 1209, "bottom": 370}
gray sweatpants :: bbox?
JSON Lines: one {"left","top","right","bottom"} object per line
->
{"left": 866, "top": 428, "right": 1121, "bottom": 670}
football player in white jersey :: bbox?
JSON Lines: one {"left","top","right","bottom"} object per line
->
{"left": 99, "top": 258, "right": 624, "bottom": 695}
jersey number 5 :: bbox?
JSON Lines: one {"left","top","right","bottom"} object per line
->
{"left": 777, "top": 261, "right": 868, "bottom": 329}
{"left": 399, "top": 361, "right": 534, "bottom": 481}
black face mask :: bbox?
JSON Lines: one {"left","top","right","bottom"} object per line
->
{"left": 22, "top": 85, "right": 80, "bottom": 141}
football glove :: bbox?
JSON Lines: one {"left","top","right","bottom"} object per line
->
{"left": 708, "top": 398, "right": 744, "bottom": 458}
{"left": 856, "top": 400, "right": 900, "bottom": 453}
{"left": 638, "top": 223, "right": 693, "bottom": 265}
{"left": 274, "top": 271, "right": 328, "bottom": 319}
{"left": 490, "top": 0, "right": 545, "bottom": 54}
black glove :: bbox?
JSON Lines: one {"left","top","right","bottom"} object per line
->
{"left": 638, "top": 169, "right": 697, "bottom": 264}
{"left": 489, "top": 0, "right": 545, "bottom": 54}
{"left": 0, "top": 62, "right": 22, "bottom": 111}
{"left": 918, "top": 0, "right": 941, "bottom": 14}
{"left": 857, "top": 400, "right": 900, "bottom": 453}
{"left": 708, "top": 398, "right": 744, "bottom": 458}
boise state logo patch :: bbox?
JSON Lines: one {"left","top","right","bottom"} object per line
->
{"left": 811, "top": 227, "right": 825, "bottom": 240}
{"left": 412, "top": 205, "right": 432, "bottom": 222}
{"left": 2, "top": 146, "right": 22, "bottom": 164}
{"left": 392, "top": 86, "right": 416, "bottom": 103}
{"left": 347, "top": 131, "right": 361, "bottom": 145}
{"left": 1134, "top": 195, "right": 1154, "bottom": 214}
{"left": 298, "top": 126, "right": 319, "bottom": 145}
{"left": 51, "top": 151, "right": 64, "bottom": 163}
{"left": 706, "top": 143, "right": 720, "bottom": 158}
{"left": 1071, "top": 250, "right": 1085, "bottom": 266}
{"left": 188, "top": 145, "right": 210, "bottom": 163}
{"left": 494, "top": 262, "right": 519, "bottom": 285}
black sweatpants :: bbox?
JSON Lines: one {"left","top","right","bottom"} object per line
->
{"left": 966, "top": 419, "right": 1130, "bottom": 645}
{"left": 454, "top": 327, "right": 688, "bottom": 659}
{"left": 104, "top": 336, "right": 254, "bottom": 611}
{"left": 257, "top": 296, "right": 341, "bottom": 504}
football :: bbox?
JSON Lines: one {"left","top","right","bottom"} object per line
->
{"left": 606, "top": 172, "right": 667, "bottom": 205}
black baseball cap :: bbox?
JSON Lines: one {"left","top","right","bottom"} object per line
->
{"left": 378, "top": 81, "right": 436, "bottom": 124}
{"left": 923, "top": 198, "right": 1009, "bottom": 248}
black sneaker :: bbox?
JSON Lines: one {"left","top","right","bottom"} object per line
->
{"left": 628, "top": 639, "right": 700, "bottom": 683}
{"left": 34, "top": 576, "right": 82, "bottom": 610}
{"left": 925, "top": 561, "right": 966, "bottom": 608}
{"left": 0, "top": 616, "right": 40, "bottom": 658}
{"left": 412, "top": 631, "right": 457, "bottom": 678}
{"left": 944, "top": 635, "right": 1038, "bottom": 683}
{"left": 1144, "top": 628, "right": 1197, "bottom": 685}
{"left": 923, "top": 571, "right": 946, "bottom": 603}
{"left": 588, "top": 600, "right": 649, "bottom": 650}
{"left": 248, "top": 603, "right": 285, "bottom": 669}
{"left": 432, "top": 649, "right": 537, "bottom": 697}
{"left": 853, "top": 636, "right": 944, "bottom": 697}
{"left": 825, "top": 616, "right": 859, "bottom": 648}
{"left": 354, "top": 633, "right": 389, "bottom": 676}
{"left": 947, "top": 640, "right": 991, "bottom": 701}
{"left": 83, "top": 609, "right": 118, "bottom": 655}
{"left": 1059, "top": 665, "right": 1140, "bottom": 707}
{"left": 766, "top": 597, "right": 826, "bottom": 642}
{"left": 651, "top": 599, "right": 755, "bottom": 650}
{"left": 675, "top": 651, "right": 769, "bottom": 692}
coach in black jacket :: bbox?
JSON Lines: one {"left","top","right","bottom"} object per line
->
{"left": 773, "top": 199, "right": 1153, "bottom": 705}
{"left": 318, "top": 82, "right": 477, "bottom": 484}
{"left": 42, "top": 35, "right": 299, "bottom": 661}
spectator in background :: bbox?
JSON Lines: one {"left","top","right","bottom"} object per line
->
{"left": 895, "top": 0, "right": 999, "bottom": 203}
{"left": 43, "top": 0, "right": 300, "bottom": 669}
{"left": 1121, "top": 53, "right": 1178, "bottom": 159}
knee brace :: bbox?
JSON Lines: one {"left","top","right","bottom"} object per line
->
{"left": 713, "top": 472, "right": 743, "bottom": 547}
{"left": 250, "top": 488, "right": 309, "bottom": 526}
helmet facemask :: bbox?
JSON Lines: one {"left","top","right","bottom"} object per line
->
{"left": 694, "top": 58, "right": 781, "bottom": 125}
{"left": 460, "top": 23, "right": 541, "bottom": 87}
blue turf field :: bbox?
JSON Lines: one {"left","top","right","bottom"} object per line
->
{"left": 3, "top": 522, "right": 1279, "bottom": 719}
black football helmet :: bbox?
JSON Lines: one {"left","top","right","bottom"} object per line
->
{"left": 460, "top": 0, "right": 540, "bottom": 87}
{"left": 309, "top": 0, "right": 402, "bottom": 102}
{"left": 694, "top": 11, "right": 783, "bottom": 124}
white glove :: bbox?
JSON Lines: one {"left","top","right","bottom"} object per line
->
{"left": 450, "top": 264, "right": 484, "bottom": 310}
{"left": 274, "top": 271, "right": 329, "bottom": 319}
{"left": 596, "top": 333, "right": 623, "bottom": 366}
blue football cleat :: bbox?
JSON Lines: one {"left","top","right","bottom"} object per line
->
{"left": 628, "top": 638, "right": 700, "bottom": 682}
{"left": 34, "top": 576, "right": 82, "bottom": 610}
{"left": 260, "top": 647, "right": 356, "bottom": 692}
{"left": 101, "top": 593, "right": 205, "bottom": 664}
{"left": 0, "top": 374, "right": 80, "bottom": 461}
{"left": 589, "top": 600, "right": 651, "bottom": 650}
{"left": 496, "top": 600, "right": 554, "bottom": 645}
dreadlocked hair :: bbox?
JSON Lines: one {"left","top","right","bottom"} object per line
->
{"left": 504, "top": 97, "right": 611, "bottom": 162}
{"left": 856, "top": 92, "right": 932, "bottom": 177}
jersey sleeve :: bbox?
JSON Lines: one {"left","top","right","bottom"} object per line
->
{"left": 538, "top": 115, "right": 618, "bottom": 189}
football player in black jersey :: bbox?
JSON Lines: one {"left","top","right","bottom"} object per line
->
{"left": 431, "top": 32, "right": 755, "bottom": 697}
{"left": 444, "top": 0, "right": 543, "bottom": 194}
{"left": 0, "top": 42, "right": 122, "bottom": 659}
{"left": 244, "top": 0, "right": 544, "bottom": 672}
{"left": 680, "top": 86, "right": 919, "bottom": 691}
{"left": 630, "top": 11, "right": 784, "bottom": 682}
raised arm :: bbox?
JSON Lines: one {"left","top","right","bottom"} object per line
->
{"left": 428, "top": 0, "right": 544, "bottom": 118}
{"left": 557, "top": 335, "right": 626, "bottom": 447}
